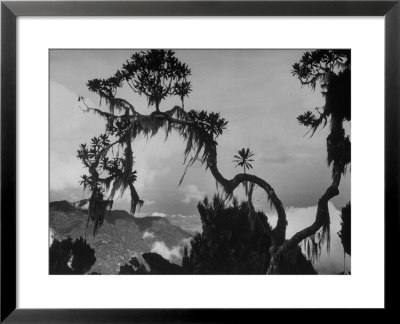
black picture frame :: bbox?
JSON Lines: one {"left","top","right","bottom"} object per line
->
{"left": 1, "top": 0, "right": 399, "bottom": 322}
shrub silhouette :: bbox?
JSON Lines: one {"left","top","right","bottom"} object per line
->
{"left": 49, "top": 237, "right": 96, "bottom": 274}
{"left": 118, "top": 257, "right": 148, "bottom": 274}
{"left": 338, "top": 203, "right": 351, "bottom": 256}
{"left": 182, "top": 195, "right": 316, "bottom": 274}
{"left": 118, "top": 254, "right": 183, "bottom": 274}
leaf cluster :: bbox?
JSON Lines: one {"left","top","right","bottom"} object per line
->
{"left": 87, "top": 50, "right": 192, "bottom": 109}
{"left": 187, "top": 110, "right": 228, "bottom": 139}
{"left": 292, "top": 49, "right": 350, "bottom": 90}
{"left": 76, "top": 134, "right": 110, "bottom": 169}
{"left": 297, "top": 110, "right": 318, "bottom": 127}
{"left": 233, "top": 148, "right": 255, "bottom": 172}
{"left": 77, "top": 133, "right": 137, "bottom": 194}
{"left": 293, "top": 50, "right": 351, "bottom": 176}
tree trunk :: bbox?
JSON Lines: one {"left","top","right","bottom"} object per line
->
{"left": 266, "top": 167, "right": 341, "bottom": 274}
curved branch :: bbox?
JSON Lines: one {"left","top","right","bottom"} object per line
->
{"left": 277, "top": 168, "right": 341, "bottom": 254}
{"left": 205, "top": 145, "right": 287, "bottom": 244}
{"left": 83, "top": 104, "right": 287, "bottom": 240}
{"left": 80, "top": 96, "right": 139, "bottom": 117}
{"left": 79, "top": 98, "right": 120, "bottom": 119}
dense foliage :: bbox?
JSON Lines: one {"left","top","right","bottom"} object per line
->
{"left": 292, "top": 49, "right": 351, "bottom": 175}
{"left": 182, "top": 196, "right": 316, "bottom": 274}
{"left": 338, "top": 203, "right": 351, "bottom": 256}
{"left": 182, "top": 195, "right": 271, "bottom": 274}
{"left": 87, "top": 50, "right": 192, "bottom": 111}
{"left": 49, "top": 237, "right": 96, "bottom": 274}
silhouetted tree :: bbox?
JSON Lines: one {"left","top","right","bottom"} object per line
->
{"left": 77, "top": 50, "right": 213, "bottom": 234}
{"left": 233, "top": 147, "right": 255, "bottom": 197}
{"left": 233, "top": 148, "right": 254, "bottom": 173}
{"left": 293, "top": 50, "right": 350, "bottom": 175}
{"left": 49, "top": 237, "right": 96, "bottom": 274}
{"left": 77, "top": 49, "right": 350, "bottom": 274}
{"left": 338, "top": 203, "right": 351, "bottom": 256}
{"left": 285, "top": 50, "right": 351, "bottom": 268}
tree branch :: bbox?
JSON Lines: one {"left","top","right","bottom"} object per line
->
{"left": 276, "top": 167, "right": 341, "bottom": 254}
{"left": 205, "top": 145, "right": 287, "bottom": 244}
{"left": 79, "top": 97, "right": 135, "bottom": 119}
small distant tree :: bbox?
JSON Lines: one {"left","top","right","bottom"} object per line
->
{"left": 233, "top": 147, "right": 254, "bottom": 198}
{"left": 233, "top": 148, "right": 254, "bottom": 174}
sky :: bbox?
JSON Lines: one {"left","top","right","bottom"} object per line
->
{"left": 49, "top": 49, "right": 351, "bottom": 273}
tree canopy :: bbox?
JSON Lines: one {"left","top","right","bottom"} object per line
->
{"left": 291, "top": 49, "right": 351, "bottom": 263}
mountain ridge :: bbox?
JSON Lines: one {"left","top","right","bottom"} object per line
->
{"left": 50, "top": 200, "right": 192, "bottom": 274}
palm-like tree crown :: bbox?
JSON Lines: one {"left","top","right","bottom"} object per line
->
{"left": 233, "top": 148, "right": 254, "bottom": 173}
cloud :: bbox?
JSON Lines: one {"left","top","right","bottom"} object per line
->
{"left": 142, "top": 230, "right": 155, "bottom": 239}
{"left": 49, "top": 80, "right": 182, "bottom": 195}
{"left": 49, "top": 228, "right": 55, "bottom": 247}
{"left": 150, "top": 241, "right": 181, "bottom": 261}
{"left": 50, "top": 154, "right": 83, "bottom": 191}
{"left": 127, "top": 132, "right": 184, "bottom": 191}
{"left": 182, "top": 185, "right": 205, "bottom": 204}
{"left": 166, "top": 214, "right": 203, "bottom": 234}
{"left": 170, "top": 213, "right": 197, "bottom": 218}
{"left": 50, "top": 81, "right": 104, "bottom": 191}
{"left": 133, "top": 166, "right": 158, "bottom": 190}
{"left": 181, "top": 237, "right": 192, "bottom": 249}
{"left": 151, "top": 212, "right": 167, "bottom": 217}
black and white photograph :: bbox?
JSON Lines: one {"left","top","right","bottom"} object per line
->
{"left": 49, "top": 49, "right": 351, "bottom": 275}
